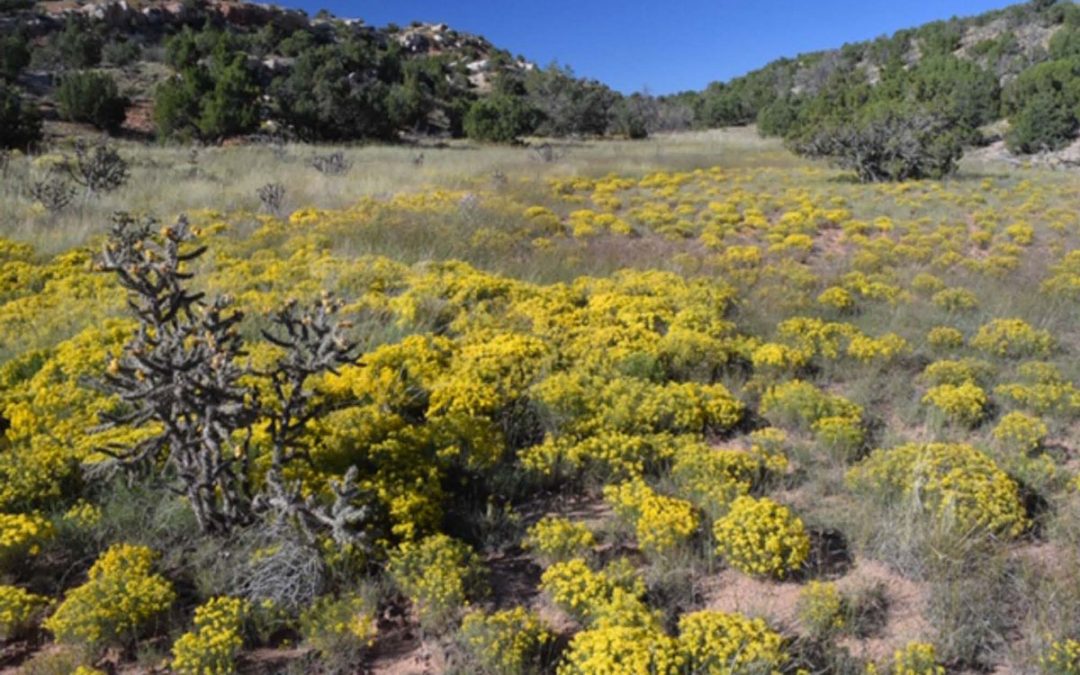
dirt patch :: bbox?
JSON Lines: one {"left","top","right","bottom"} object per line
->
{"left": 369, "top": 639, "right": 448, "bottom": 675}
{"left": 701, "top": 570, "right": 805, "bottom": 630}
{"left": 835, "top": 559, "right": 932, "bottom": 663}
{"left": 700, "top": 556, "right": 932, "bottom": 663}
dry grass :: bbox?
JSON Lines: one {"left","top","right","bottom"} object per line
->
{"left": 0, "top": 128, "right": 797, "bottom": 255}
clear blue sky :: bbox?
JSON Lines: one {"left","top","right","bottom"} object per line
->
{"left": 274, "top": 1, "right": 1019, "bottom": 94}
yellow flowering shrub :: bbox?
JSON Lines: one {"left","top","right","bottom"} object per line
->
{"left": 970, "top": 318, "right": 1054, "bottom": 358}
{"left": 926, "top": 326, "right": 964, "bottom": 350}
{"left": 993, "top": 411, "right": 1048, "bottom": 453}
{"left": 847, "top": 443, "right": 1028, "bottom": 538}
{"left": 1042, "top": 250, "right": 1080, "bottom": 300}
{"left": 760, "top": 379, "right": 862, "bottom": 431}
{"left": 524, "top": 516, "right": 596, "bottom": 564}
{"left": 921, "top": 359, "right": 993, "bottom": 387}
{"left": 0, "top": 511, "right": 54, "bottom": 566}
{"left": 0, "top": 320, "right": 139, "bottom": 511}
{"left": 751, "top": 342, "right": 813, "bottom": 375}
{"left": 922, "top": 381, "right": 988, "bottom": 427}
{"left": 603, "top": 479, "right": 700, "bottom": 555}
{"left": 0, "top": 585, "right": 49, "bottom": 639}
{"left": 539, "top": 558, "right": 657, "bottom": 629}
{"left": 912, "top": 273, "right": 946, "bottom": 294}
{"left": 299, "top": 592, "right": 377, "bottom": 657}
{"left": 797, "top": 581, "right": 845, "bottom": 638}
{"left": 775, "top": 317, "right": 858, "bottom": 361}
{"left": 812, "top": 415, "right": 865, "bottom": 461}
{"left": 460, "top": 606, "right": 552, "bottom": 674}
{"left": 846, "top": 333, "right": 910, "bottom": 363}
{"left": 388, "top": 534, "right": 485, "bottom": 630}
{"left": 817, "top": 286, "right": 855, "bottom": 311}
{"left": 171, "top": 596, "right": 251, "bottom": 675}
{"left": 713, "top": 496, "right": 810, "bottom": 579}
{"left": 1042, "top": 638, "right": 1080, "bottom": 674}
{"left": 44, "top": 543, "right": 176, "bottom": 647}
{"left": 62, "top": 500, "right": 102, "bottom": 529}
{"left": 677, "top": 610, "right": 788, "bottom": 673}
{"left": 879, "top": 642, "right": 944, "bottom": 674}
{"left": 520, "top": 431, "right": 676, "bottom": 481}
{"left": 670, "top": 441, "right": 767, "bottom": 517}
{"left": 557, "top": 625, "right": 681, "bottom": 675}
{"left": 931, "top": 287, "right": 979, "bottom": 312}
{"left": 524, "top": 364, "right": 744, "bottom": 481}
{"left": 995, "top": 361, "right": 1080, "bottom": 417}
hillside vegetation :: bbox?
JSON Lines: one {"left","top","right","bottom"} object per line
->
{"left": 12, "top": 0, "right": 1080, "bottom": 159}
{"left": 0, "top": 0, "right": 675, "bottom": 146}
{"left": 680, "top": 0, "right": 1080, "bottom": 158}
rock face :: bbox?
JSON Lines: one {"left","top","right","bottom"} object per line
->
{"left": 37, "top": 0, "right": 311, "bottom": 34}
{"left": 29, "top": 0, "right": 522, "bottom": 71}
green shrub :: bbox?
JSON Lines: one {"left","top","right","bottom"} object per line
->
{"left": 610, "top": 96, "right": 650, "bottom": 139}
{"left": 1050, "top": 26, "right": 1080, "bottom": 60}
{"left": 1007, "top": 90, "right": 1078, "bottom": 153}
{"left": 903, "top": 55, "right": 1000, "bottom": 138}
{"left": 0, "top": 82, "right": 40, "bottom": 149}
{"left": 102, "top": 39, "right": 142, "bottom": 68}
{"left": 525, "top": 64, "right": 617, "bottom": 136}
{"left": 55, "top": 18, "right": 103, "bottom": 69}
{"left": 757, "top": 96, "right": 803, "bottom": 137}
{"left": 196, "top": 55, "right": 260, "bottom": 139}
{"left": 0, "top": 33, "right": 29, "bottom": 82}
{"left": 154, "top": 69, "right": 208, "bottom": 141}
{"left": 57, "top": 71, "right": 128, "bottom": 133}
{"left": 464, "top": 95, "right": 537, "bottom": 142}
{"left": 793, "top": 105, "right": 963, "bottom": 182}
{"left": 0, "top": 0, "right": 36, "bottom": 11}
{"left": 271, "top": 44, "right": 396, "bottom": 142}
{"left": 1004, "top": 59, "right": 1080, "bottom": 153}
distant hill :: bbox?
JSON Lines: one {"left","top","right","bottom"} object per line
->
{"left": 8, "top": 0, "right": 1080, "bottom": 154}
{"left": 0, "top": 0, "right": 652, "bottom": 145}
{"left": 674, "top": 0, "right": 1080, "bottom": 155}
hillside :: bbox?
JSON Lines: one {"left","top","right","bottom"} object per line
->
{"left": 679, "top": 0, "right": 1080, "bottom": 157}
{"left": 0, "top": 0, "right": 641, "bottom": 144}
{"left": 10, "top": 0, "right": 1080, "bottom": 154}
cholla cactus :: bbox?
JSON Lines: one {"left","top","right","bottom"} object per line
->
{"left": 64, "top": 139, "right": 129, "bottom": 195}
{"left": 254, "top": 297, "right": 369, "bottom": 547}
{"left": 96, "top": 213, "right": 256, "bottom": 534}
{"left": 96, "top": 214, "right": 370, "bottom": 546}
{"left": 29, "top": 175, "right": 77, "bottom": 212}
{"left": 311, "top": 151, "right": 351, "bottom": 176}
{"left": 256, "top": 182, "right": 285, "bottom": 215}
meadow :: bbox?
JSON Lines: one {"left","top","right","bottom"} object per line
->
{"left": 2, "top": 128, "right": 1080, "bottom": 673}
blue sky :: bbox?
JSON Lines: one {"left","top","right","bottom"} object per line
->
{"left": 274, "top": 1, "right": 1019, "bottom": 94}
